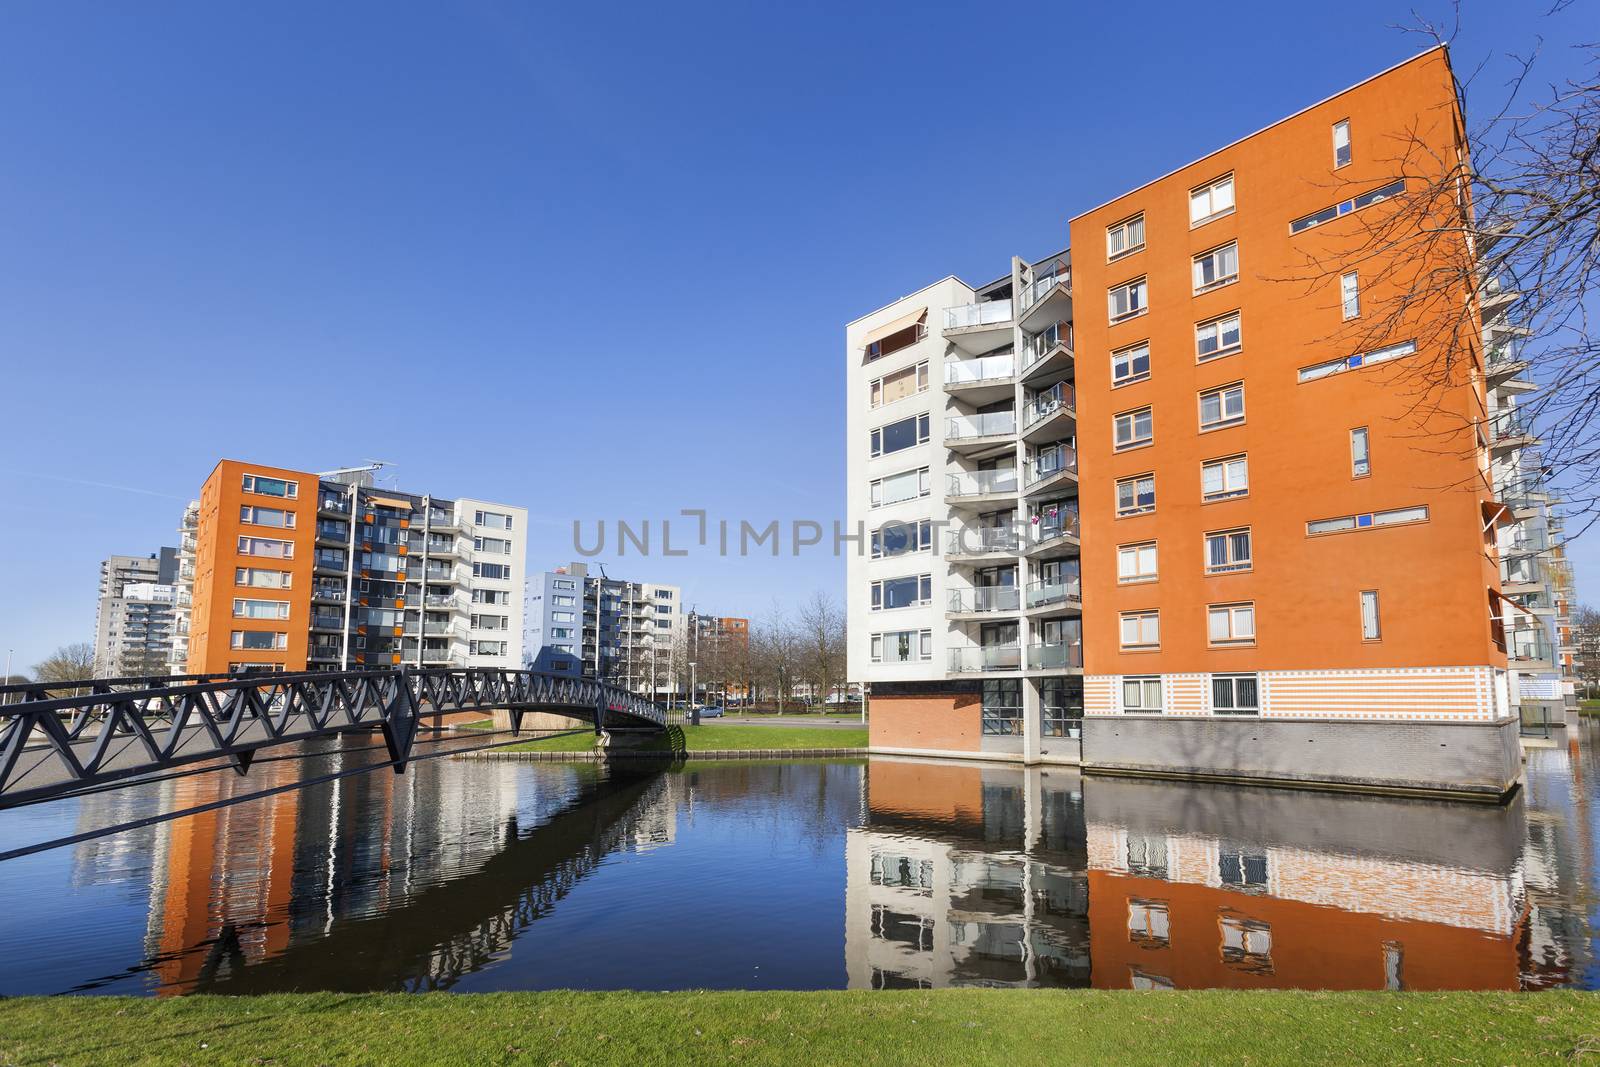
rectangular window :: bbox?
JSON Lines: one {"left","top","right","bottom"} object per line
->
{"left": 1204, "top": 528, "right": 1252, "bottom": 573}
{"left": 1340, "top": 271, "right": 1360, "bottom": 319}
{"left": 1117, "top": 542, "right": 1158, "bottom": 583}
{"left": 1120, "top": 611, "right": 1160, "bottom": 650}
{"left": 1196, "top": 313, "right": 1241, "bottom": 360}
{"left": 1121, "top": 675, "right": 1162, "bottom": 711}
{"left": 1360, "top": 590, "right": 1381, "bottom": 640}
{"left": 552, "top": 611, "right": 576, "bottom": 622}
{"left": 553, "top": 595, "right": 575, "bottom": 606}
{"left": 240, "top": 505, "right": 295, "bottom": 529}
{"left": 1198, "top": 384, "right": 1245, "bottom": 430}
{"left": 238, "top": 536, "right": 294, "bottom": 559}
{"left": 870, "top": 361, "right": 929, "bottom": 408}
{"left": 473, "top": 562, "right": 511, "bottom": 579}
{"left": 1108, "top": 277, "right": 1147, "bottom": 323}
{"left": 1112, "top": 342, "right": 1150, "bottom": 386}
{"left": 1351, "top": 427, "right": 1371, "bottom": 477}
{"left": 1307, "top": 505, "right": 1428, "bottom": 535}
{"left": 870, "top": 629, "right": 934, "bottom": 664}
{"left": 1212, "top": 673, "right": 1260, "bottom": 715}
{"left": 230, "top": 630, "right": 288, "bottom": 651}
{"left": 233, "top": 598, "right": 291, "bottom": 620}
{"left": 1207, "top": 602, "right": 1255, "bottom": 645}
{"left": 1298, "top": 339, "right": 1417, "bottom": 382}
{"left": 1107, "top": 214, "right": 1145, "bottom": 259}
{"left": 1192, "top": 241, "right": 1239, "bottom": 293}
{"left": 1116, "top": 474, "right": 1156, "bottom": 517}
{"left": 1189, "top": 174, "right": 1235, "bottom": 225}
{"left": 475, "top": 510, "right": 513, "bottom": 530}
{"left": 242, "top": 474, "right": 298, "bottom": 499}
{"left": 870, "top": 574, "right": 933, "bottom": 611}
{"left": 1290, "top": 179, "right": 1404, "bottom": 234}
{"left": 870, "top": 467, "right": 931, "bottom": 508}
{"left": 870, "top": 413, "right": 931, "bottom": 457}
{"left": 1201, "top": 455, "right": 1249, "bottom": 501}
{"left": 470, "top": 640, "right": 508, "bottom": 656}
{"left": 1333, "top": 119, "right": 1352, "bottom": 168}
{"left": 1114, "top": 407, "right": 1154, "bottom": 450}
{"left": 553, "top": 578, "right": 576, "bottom": 590}
{"left": 473, "top": 589, "right": 510, "bottom": 605}
{"left": 871, "top": 519, "right": 933, "bottom": 558}
{"left": 235, "top": 567, "right": 292, "bottom": 589}
{"left": 474, "top": 536, "right": 512, "bottom": 554}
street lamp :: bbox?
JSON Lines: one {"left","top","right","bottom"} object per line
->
{"left": 688, "top": 661, "right": 697, "bottom": 709}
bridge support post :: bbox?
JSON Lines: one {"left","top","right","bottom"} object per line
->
{"left": 508, "top": 709, "right": 525, "bottom": 737}
{"left": 380, "top": 671, "right": 420, "bottom": 775}
{"left": 594, "top": 696, "right": 606, "bottom": 737}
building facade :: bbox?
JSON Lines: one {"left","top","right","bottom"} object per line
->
{"left": 847, "top": 48, "right": 1546, "bottom": 797}
{"left": 523, "top": 561, "right": 683, "bottom": 695}
{"left": 186, "top": 459, "right": 526, "bottom": 674}
{"left": 93, "top": 549, "right": 179, "bottom": 676}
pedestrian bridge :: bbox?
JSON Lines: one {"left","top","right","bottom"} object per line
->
{"left": 0, "top": 668, "right": 666, "bottom": 808}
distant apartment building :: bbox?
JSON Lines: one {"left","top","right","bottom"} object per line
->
{"left": 185, "top": 460, "right": 526, "bottom": 674}
{"left": 847, "top": 48, "right": 1560, "bottom": 798}
{"left": 524, "top": 562, "right": 683, "bottom": 695}
{"left": 688, "top": 612, "right": 750, "bottom": 701}
{"left": 93, "top": 549, "right": 179, "bottom": 676}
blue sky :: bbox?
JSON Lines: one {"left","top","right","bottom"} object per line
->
{"left": 0, "top": 0, "right": 1593, "bottom": 671}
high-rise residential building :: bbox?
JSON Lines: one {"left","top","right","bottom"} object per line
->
{"left": 168, "top": 501, "right": 199, "bottom": 673}
{"left": 688, "top": 612, "right": 750, "bottom": 702}
{"left": 93, "top": 549, "right": 180, "bottom": 676}
{"left": 185, "top": 460, "right": 526, "bottom": 674}
{"left": 847, "top": 48, "right": 1562, "bottom": 798}
{"left": 524, "top": 562, "right": 683, "bottom": 695}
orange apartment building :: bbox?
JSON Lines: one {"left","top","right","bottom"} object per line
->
{"left": 846, "top": 48, "right": 1526, "bottom": 797}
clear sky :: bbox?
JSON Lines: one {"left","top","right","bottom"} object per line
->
{"left": 0, "top": 0, "right": 1593, "bottom": 672}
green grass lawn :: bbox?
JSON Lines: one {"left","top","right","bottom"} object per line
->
{"left": 1580, "top": 699, "right": 1600, "bottom": 717}
{"left": 1, "top": 990, "right": 1598, "bottom": 1065}
{"left": 500, "top": 723, "right": 867, "bottom": 754}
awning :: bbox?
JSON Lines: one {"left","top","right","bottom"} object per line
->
{"left": 367, "top": 495, "right": 414, "bottom": 510}
{"left": 1481, "top": 498, "right": 1512, "bottom": 529}
{"left": 862, "top": 307, "right": 927, "bottom": 347}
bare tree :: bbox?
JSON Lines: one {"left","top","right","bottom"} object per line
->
{"left": 1574, "top": 604, "right": 1600, "bottom": 698}
{"left": 750, "top": 601, "right": 801, "bottom": 712}
{"left": 32, "top": 642, "right": 96, "bottom": 691}
{"left": 795, "top": 592, "right": 847, "bottom": 707}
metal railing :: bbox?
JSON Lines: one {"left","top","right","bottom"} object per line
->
{"left": 945, "top": 352, "right": 1015, "bottom": 386}
{"left": 1019, "top": 271, "right": 1070, "bottom": 311}
{"left": 947, "top": 586, "right": 1022, "bottom": 613}
{"left": 1025, "top": 382, "right": 1076, "bottom": 427}
{"left": 948, "top": 645, "right": 1022, "bottom": 672}
{"left": 1024, "top": 321, "right": 1073, "bottom": 368}
{"left": 1029, "top": 445, "right": 1077, "bottom": 484}
{"left": 945, "top": 526, "right": 1022, "bottom": 556}
{"left": 944, "top": 299, "right": 1013, "bottom": 331}
{"left": 1028, "top": 641, "right": 1084, "bottom": 670}
{"left": 1509, "top": 629, "right": 1555, "bottom": 663}
{"left": 1491, "top": 411, "right": 1532, "bottom": 441}
{"left": 947, "top": 410, "right": 1017, "bottom": 440}
{"left": 948, "top": 469, "right": 1019, "bottom": 498}
{"left": 1031, "top": 511, "right": 1080, "bottom": 545}
{"left": 1026, "top": 577, "right": 1081, "bottom": 609}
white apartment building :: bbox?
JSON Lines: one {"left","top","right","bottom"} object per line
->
{"left": 524, "top": 561, "right": 683, "bottom": 695}
{"left": 93, "top": 550, "right": 180, "bottom": 676}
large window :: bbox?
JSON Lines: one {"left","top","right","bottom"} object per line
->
{"left": 981, "top": 678, "right": 1022, "bottom": 735}
{"left": 1196, "top": 313, "right": 1241, "bottom": 361}
{"left": 242, "top": 473, "right": 297, "bottom": 498}
{"left": 1122, "top": 675, "right": 1162, "bottom": 712}
{"left": 1040, "top": 677, "right": 1081, "bottom": 737}
{"left": 1204, "top": 528, "right": 1252, "bottom": 574}
{"left": 1108, "top": 277, "right": 1147, "bottom": 323}
{"left": 233, "top": 598, "right": 290, "bottom": 620}
{"left": 1192, "top": 241, "right": 1239, "bottom": 293}
{"left": 1306, "top": 505, "right": 1428, "bottom": 535}
{"left": 1212, "top": 673, "right": 1260, "bottom": 715}
{"left": 238, "top": 536, "right": 294, "bottom": 559}
{"left": 1115, "top": 407, "right": 1153, "bottom": 450}
{"left": 870, "top": 413, "right": 931, "bottom": 457}
{"left": 1198, "top": 384, "right": 1245, "bottom": 431}
{"left": 231, "top": 630, "right": 287, "bottom": 651}
{"left": 1116, "top": 474, "right": 1156, "bottom": 517}
{"left": 474, "top": 562, "right": 511, "bottom": 579}
{"left": 1120, "top": 611, "right": 1160, "bottom": 650}
{"left": 475, "top": 510, "right": 514, "bottom": 530}
{"left": 1298, "top": 340, "right": 1416, "bottom": 383}
{"left": 871, "top": 574, "right": 932, "bottom": 610}
{"left": 871, "top": 629, "right": 933, "bottom": 664}
{"left": 1290, "top": 179, "right": 1404, "bottom": 234}
{"left": 1201, "top": 455, "right": 1248, "bottom": 501}
{"left": 1189, "top": 174, "right": 1235, "bottom": 225}
{"left": 1333, "top": 119, "right": 1352, "bottom": 167}
{"left": 1117, "top": 542, "right": 1158, "bottom": 583}
{"left": 235, "top": 567, "right": 291, "bottom": 589}
{"left": 240, "top": 505, "right": 295, "bottom": 528}
{"left": 1112, "top": 341, "right": 1150, "bottom": 386}
{"left": 475, "top": 536, "right": 512, "bottom": 554}
{"left": 1128, "top": 900, "right": 1170, "bottom": 946}
{"left": 871, "top": 519, "right": 933, "bottom": 558}
{"left": 870, "top": 467, "right": 930, "bottom": 508}
{"left": 1107, "top": 214, "right": 1145, "bottom": 259}
{"left": 1207, "top": 602, "right": 1255, "bottom": 645}
{"left": 471, "top": 614, "right": 509, "bottom": 630}
{"left": 870, "top": 361, "right": 929, "bottom": 408}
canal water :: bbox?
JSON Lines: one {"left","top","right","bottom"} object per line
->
{"left": 0, "top": 725, "right": 1595, "bottom": 995}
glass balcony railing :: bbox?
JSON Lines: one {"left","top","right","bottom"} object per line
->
{"left": 1024, "top": 321, "right": 1073, "bottom": 368}
{"left": 948, "top": 468, "right": 1019, "bottom": 498}
{"left": 1509, "top": 629, "right": 1554, "bottom": 663}
{"left": 314, "top": 552, "right": 347, "bottom": 570}
{"left": 1492, "top": 411, "right": 1532, "bottom": 441}
{"left": 1031, "top": 510, "right": 1080, "bottom": 544}
{"left": 310, "top": 613, "right": 344, "bottom": 630}
{"left": 1025, "top": 576, "right": 1081, "bottom": 608}
{"left": 1019, "top": 270, "right": 1070, "bottom": 312}
{"left": 312, "top": 587, "right": 346, "bottom": 602}
{"left": 945, "top": 352, "right": 1016, "bottom": 386}
{"left": 1028, "top": 641, "right": 1083, "bottom": 670}
{"left": 945, "top": 526, "right": 1022, "bottom": 556}
{"left": 1029, "top": 445, "right": 1077, "bottom": 484}
{"left": 316, "top": 521, "right": 349, "bottom": 540}
{"left": 944, "top": 299, "right": 1013, "bottom": 331}
{"left": 947, "top": 586, "right": 1021, "bottom": 613}
{"left": 1486, "top": 338, "right": 1526, "bottom": 368}
{"left": 319, "top": 495, "right": 351, "bottom": 514}
{"left": 1025, "top": 382, "right": 1076, "bottom": 427}
{"left": 423, "top": 593, "right": 458, "bottom": 608}
{"left": 947, "top": 411, "right": 1017, "bottom": 440}
{"left": 947, "top": 645, "right": 1022, "bottom": 673}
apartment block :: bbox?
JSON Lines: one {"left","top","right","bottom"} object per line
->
{"left": 93, "top": 549, "right": 179, "bottom": 676}
{"left": 186, "top": 460, "right": 526, "bottom": 674}
{"left": 847, "top": 48, "right": 1545, "bottom": 797}
{"left": 524, "top": 562, "right": 682, "bottom": 695}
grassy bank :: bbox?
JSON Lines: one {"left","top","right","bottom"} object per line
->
{"left": 1580, "top": 699, "right": 1600, "bottom": 717}
{"left": 2, "top": 990, "right": 1598, "bottom": 1065}
{"left": 501, "top": 723, "right": 868, "bottom": 754}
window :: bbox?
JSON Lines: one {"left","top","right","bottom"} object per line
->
{"left": 1117, "top": 542, "right": 1158, "bottom": 583}
{"left": 1340, "top": 271, "right": 1360, "bottom": 319}
{"left": 1333, "top": 119, "right": 1352, "bottom": 168}
{"left": 1198, "top": 384, "right": 1245, "bottom": 430}
{"left": 1112, "top": 342, "right": 1150, "bottom": 386}
{"left": 1220, "top": 916, "right": 1273, "bottom": 971}
{"left": 1306, "top": 505, "right": 1428, "bottom": 535}
{"left": 872, "top": 519, "right": 933, "bottom": 558}
{"left": 1207, "top": 602, "right": 1255, "bottom": 645}
{"left": 553, "top": 578, "right": 576, "bottom": 591}
{"left": 550, "top": 627, "right": 574, "bottom": 640}
{"left": 1205, "top": 528, "right": 1252, "bottom": 573}
{"left": 870, "top": 361, "right": 929, "bottom": 408}
{"left": 1107, "top": 214, "right": 1145, "bottom": 259}
{"left": 238, "top": 536, "right": 294, "bottom": 559}
{"left": 1128, "top": 900, "right": 1169, "bottom": 946}
{"left": 869, "top": 467, "right": 930, "bottom": 508}
{"left": 233, "top": 598, "right": 290, "bottom": 620}
{"left": 981, "top": 678, "right": 1022, "bottom": 735}
{"left": 1201, "top": 455, "right": 1248, "bottom": 501}
{"left": 1220, "top": 850, "right": 1269, "bottom": 888}
{"left": 474, "top": 536, "right": 511, "bottom": 554}
{"left": 1360, "top": 589, "right": 1381, "bottom": 640}
{"left": 871, "top": 574, "right": 933, "bottom": 610}
{"left": 1114, "top": 407, "right": 1153, "bottom": 450}
{"left": 1298, "top": 340, "right": 1416, "bottom": 382}
{"left": 552, "top": 610, "right": 575, "bottom": 622}
{"left": 235, "top": 567, "right": 291, "bottom": 589}
{"left": 475, "top": 510, "right": 513, "bottom": 530}
{"left": 1122, "top": 675, "right": 1162, "bottom": 711}
{"left": 1196, "top": 313, "right": 1241, "bottom": 360}
{"left": 473, "top": 589, "right": 511, "bottom": 605}
{"left": 871, "top": 629, "right": 933, "bottom": 664}
{"left": 1116, "top": 474, "right": 1156, "bottom": 517}
{"left": 230, "top": 631, "right": 287, "bottom": 651}
{"left": 870, "top": 413, "right": 931, "bottom": 457}
{"left": 1211, "top": 673, "right": 1260, "bottom": 714}
{"left": 471, "top": 614, "right": 509, "bottom": 630}
{"left": 240, "top": 505, "right": 295, "bottom": 528}
{"left": 473, "top": 562, "right": 511, "bottom": 579}
{"left": 1290, "top": 178, "right": 1404, "bottom": 234}
{"left": 471, "top": 640, "right": 508, "bottom": 656}
{"left": 1192, "top": 242, "right": 1239, "bottom": 293}
{"left": 242, "top": 474, "right": 298, "bottom": 499}
{"left": 1120, "top": 611, "right": 1160, "bottom": 650}
{"left": 1108, "top": 277, "right": 1147, "bottom": 323}
{"left": 1351, "top": 427, "right": 1371, "bottom": 477}
{"left": 1189, "top": 174, "right": 1235, "bottom": 224}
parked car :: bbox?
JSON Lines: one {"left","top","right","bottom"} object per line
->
{"left": 698, "top": 705, "right": 725, "bottom": 719}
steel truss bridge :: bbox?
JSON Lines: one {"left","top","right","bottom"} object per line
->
{"left": 0, "top": 668, "right": 666, "bottom": 808}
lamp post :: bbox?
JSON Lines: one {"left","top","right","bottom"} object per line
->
{"left": 688, "top": 661, "right": 697, "bottom": 708}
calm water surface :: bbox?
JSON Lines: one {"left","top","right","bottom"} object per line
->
{"left": 1, "top": 725, "right": 1596, "bottom": 994}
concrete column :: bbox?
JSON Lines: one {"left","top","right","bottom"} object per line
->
{"left": 1022, "top": 676, "right": 1043, "bottom": 764}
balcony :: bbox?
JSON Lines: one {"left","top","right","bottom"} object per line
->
{"left": 1021, "top": 321, "right": 1073, "bottom": 381}
{"left": 424, "top": 509, "right": 460, "bottom": 532}
{"left": 947, "top": 645, "right": 1022, "bottom": 674}
{"left": 945, "top": 525, "right": 1022, "bottom": 560}
{"left": 314, "top": 552, "right": 348, "bottom": 574}
{"left": 421, "top": 538, "right": 460, "bottom": 558}
{"left": 1509, "top": 629, "right": 1555, "bottom": 665}
{"left": 1025, "top": 575, "right": 1081, "bottom": 610}
{"left": 312, "top": 586, "right": 346, "bottom": 603}
{"left": 316, "top": 521, "right": 349, "bottom": 545}
{"left": 947, "top": 586, "right": 1022, "bottom": 616}
{"left": 1027, "top": 641, "right": 1083, "bottom": 671}
{"left": 1025, "top": 445, "right": 1077, "bottom": 496}
{"left": 1018, "top": 268, "right": 1071, "bottom": 328}
{"left": 318, "top": 494, "right": 352, "bottom": 516}
{"left": 1025, "top": 510, "right": 1080, "bottom": 557}
{"left": 310, "top": 613, "right": 344, "bottom": 631}
{"left": 1022, "top": 382, "right": 1076, "bottom": 442}
{"left": 944, "top": 351, "right": 1016, "bottom": 402}
{"left": 947, "top": 468, "right": 1019, "bottom": 506}
{"left": 1490, "top": 411, "right": 1538, "bottom": 453}
{"left": 1485, "top": 337, "right": 1530, "bottom": 382}
{"left": 946, "top": 410, "right": 1017, "bottom": 451}
{"left": 943, "top": 299, "right": 1014, "bottom": 353}
{"left": 423, "top": 593, "right": 460, "bottom": 609}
